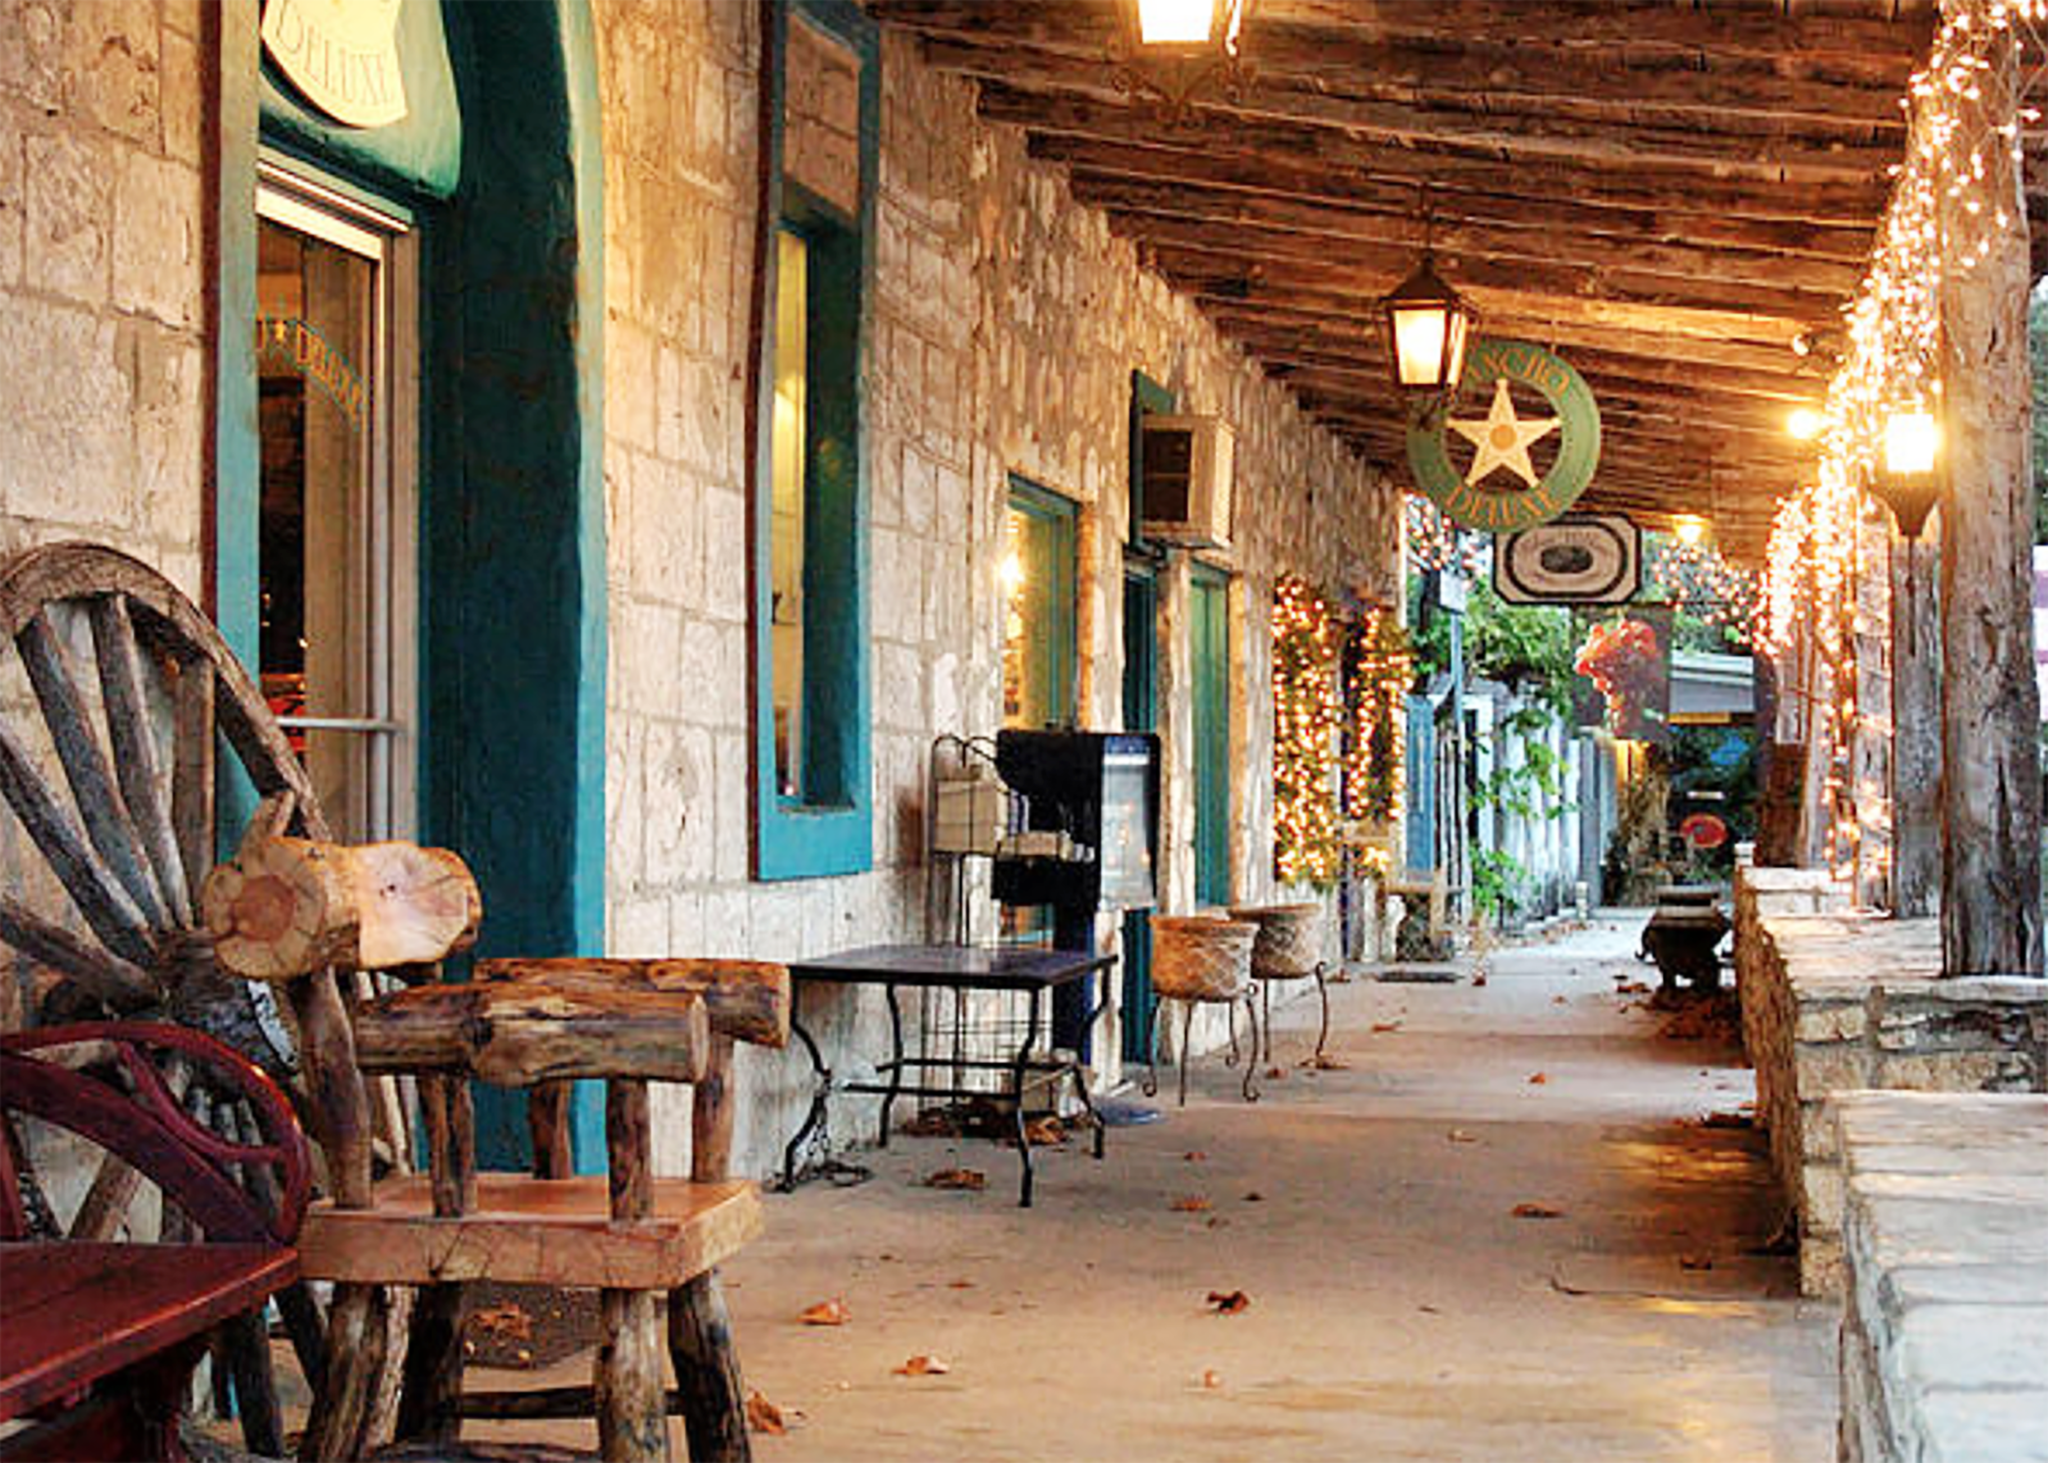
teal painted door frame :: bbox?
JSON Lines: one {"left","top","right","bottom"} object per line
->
{"left": 1121, "top": 567, "right": 1160, "bottom": 1064}
{"left": 1191, "top": 566, "right": 1233, "bottom": 908}
{"left": 217, "top": 0, "right": 611, "bottom": 1173}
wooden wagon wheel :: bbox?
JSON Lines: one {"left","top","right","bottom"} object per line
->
{"left": 0, "top": 542, "right": 407, "bottom": 1459}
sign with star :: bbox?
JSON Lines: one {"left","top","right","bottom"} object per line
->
{"left": 1406, "top": 339, "right": 1601, "bottom": 533}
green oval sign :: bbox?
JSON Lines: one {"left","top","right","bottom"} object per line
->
{"left": 1406, "top": 339, "right": 1601, "bottom": 534}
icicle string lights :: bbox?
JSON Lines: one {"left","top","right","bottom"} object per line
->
{"left": 1346, "top": 606, "right": 1410, "bottom": 831}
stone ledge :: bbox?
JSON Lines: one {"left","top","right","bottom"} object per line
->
{"left": 1834, "top": 1092, "right": 2048, "bottom": 1463}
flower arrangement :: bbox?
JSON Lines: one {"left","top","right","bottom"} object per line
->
{"left": 1574, "top": 617, "right": 1665, "bottom": 740}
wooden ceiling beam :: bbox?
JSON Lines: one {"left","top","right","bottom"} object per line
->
{"left": 979, "top": 86, "right": 1899, "bottom": 224}
{"left": 926, "top": 41, "right": 1905, "bottom": 182}
{"left": 1136, "top": 234, "right": 1844, "bottom": 330}
{"left": 1071, "top": 175, "right": 1869, "bottom": 296}
{"left": 1029, "top": 135, "right": 1879, "bottom": 262}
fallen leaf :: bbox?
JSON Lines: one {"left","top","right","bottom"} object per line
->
{"left": 1263, "top": 1066, "right": 1287, "bottom": 1081}
{"left": 1183, "top": 1150, "right": 1208, "bottom": 1162}
{"left": 925, "top": 1167, "right": 987, "bottom": 1191}
{"left": 946, "top": 1279, "right": 975, "bottom": 1290}
{"left": 1447, "top": 1129, "right": 1479, "bottom": 1144}
{"left": 1370, "top": 1020, "right": 1402, "bottom": 1034}
{"left": 1511, "top": 1202, "right": 1564, "bottom": 1219}
{"left": 469, "top": 1303, "right": 533, "bottom": 1342}
{"left": 1308, "top": 1053, "right": 1348, "bottom": 1070}
{"left": 799, "top": 1298, "right": 850, "bottom": 1326}
{"left": 1679, "top": 1254, "right": 1715, "bottom": 1271}
{"left": 1243, "top": 1190, "right": 1265, "bottom": 1202}
{"left": 1418, "top": 1304, "right": 1440, "bottom": 1315}
{"left": 1023, "top": 1116, "right": 1066, "bottom": 1146}
{"left": 745, "top": 1390, "right": 788, "bottom": 1435}
{"left": 1171, "top": 1195, "right": 1213, "bottom": 1213}
{"left": 1205, "top": 1216, "right": 1230, "bottom": 1230}
{"left": 1471, "top": 973, "right": 1489, "bottom": 987}
{"left": 1206, "top": 1290, "right": 1251, "bottom": 1315}
{"left": 1527, "top": 1072, "right": 1549, "bottom": 1085}
{"left": 1201, "top": 1369, "right": 1224, "bottom": 1389}
{"left": 895, "top": 1354, "right": 951, "bottom": 1376}
{"left": 1552, "top": 995, "right": 1568, "bottom": 1005}
{"left": 1616, "top": 981, "right": 1652, "bottom": 995}
{"left": 1327, "top": 969, "right": 1352, "bottom": 984}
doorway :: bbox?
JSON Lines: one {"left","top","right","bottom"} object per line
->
{"left": 1190, "top": 566, "right": 1233, "bottom": 907}
{"left": 1121, "top": 567, "right": 1160, "bottom": 1063}
{"left": 255, "top": 168, "right": 417, "bottom": 843}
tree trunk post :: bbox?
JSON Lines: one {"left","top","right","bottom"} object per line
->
{"left": 1936, "top": 7, "right": 2042, "bottom": 975}
{"left": 1891, "top": 530, "right": 1942, "bottom": 917}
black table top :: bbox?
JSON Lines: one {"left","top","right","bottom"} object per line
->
{"left": 789, "top": 943, "right": 1115, "bottom": 991}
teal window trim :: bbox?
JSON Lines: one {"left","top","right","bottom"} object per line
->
{"left": 751, "top": 0, "right": 879, "bottom": 881}
{"left": 1191, "top": 564, "right": 1233, "bottom": 907}
{"left": 1007, "top": 476, "right": 1079, "bottom": 729}
{"left": 1129, "top": 369, "right": 1176, "bottom": 552}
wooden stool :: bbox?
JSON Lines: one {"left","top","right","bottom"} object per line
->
{"left": 1229, "top": 903, "right": 1328, "bottom": 1065}
{"left": 1142, "top": 915, "right": 1260, "bottom": 1105}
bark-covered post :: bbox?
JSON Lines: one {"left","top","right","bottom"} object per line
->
{"left": 1890, "top": 529, "right": 1941, "bottom": 917}
{"left": 1936, "top": 4, "right": 2042, "bottom": 974}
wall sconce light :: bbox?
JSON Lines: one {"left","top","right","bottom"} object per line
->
{"left": 1871, "top": 408, "right": 1941, "bottom": 540}
{"left": 1117, "top": 0, "right": 1251, "bottom": 119}
{"left": 1786, "top": 406, "right": 1824, "bottom": 442}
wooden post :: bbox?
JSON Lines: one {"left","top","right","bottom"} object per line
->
{"left": 669, "top": 1036, "right": 751, "bottom": 1463}
{"left": 596, "top": 1079, "right": 668, "bottom": 1462}
{"left": 396, "top": 1076, "right": 475, "bottom": 1445}
{"left": 1936, "top": 9, "right": 2043, "bottom": 975}
{"left": 1890, "top": 531, "right": 1942, "bottom": 917}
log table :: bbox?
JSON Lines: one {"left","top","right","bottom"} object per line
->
{"left": 779, "top": 944, "right": 1116, "bottom": 1207}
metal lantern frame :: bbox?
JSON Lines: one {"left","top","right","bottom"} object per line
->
{"left": 1871, "top": 408, "right": 1942, "bottom": 541}
{"left": 1380, "top": 250, "right": 1475, "bottom": 414}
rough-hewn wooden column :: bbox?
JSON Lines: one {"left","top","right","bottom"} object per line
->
{"left": 1936, "top": 8, "right": 2042, "bottom": 974}
{"left": 1890, "top": 530, "right": 1941, "bottom": 917}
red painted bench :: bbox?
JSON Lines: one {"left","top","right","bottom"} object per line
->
{"left": 0, "top": 1023, "right": 310, "bottom": 1462}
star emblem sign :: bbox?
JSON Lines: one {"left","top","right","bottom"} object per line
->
{"left": 1448, "top": 378, "right": 1560, "bottom": 489}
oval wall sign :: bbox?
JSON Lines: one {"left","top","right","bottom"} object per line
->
{"left": 1406, "top": 339, "right": 1601, "bottom": 533}
{"left": 1494, "top": 514, "right": 1640, "bottom": 605}
{"left": 262, "top": 0, "right": 409, "bottom": 130}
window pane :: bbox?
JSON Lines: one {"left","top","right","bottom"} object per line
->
{"left": 257, "top": 216, "right": 377, "bottom": 838}
{"left": 771, "top": 228, "right": 809, "bottom": 798}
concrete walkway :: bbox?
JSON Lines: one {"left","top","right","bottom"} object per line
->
{"left": 706, "top": 914, "right": 1838, "bottom": 1462}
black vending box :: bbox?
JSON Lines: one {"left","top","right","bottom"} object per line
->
{"left": 992, "top": 729, "right": 1159, "bottom": 914}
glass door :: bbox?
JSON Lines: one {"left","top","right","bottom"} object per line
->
{"left": 255, "top": 166, "right": 416, "bottom": 842}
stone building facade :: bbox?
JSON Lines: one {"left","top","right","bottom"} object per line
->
{"left": 0, "top": 0, "right": 1398, "bottom": 1180}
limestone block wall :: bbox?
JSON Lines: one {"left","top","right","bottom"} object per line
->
{"left": 592, "top": 8, "right": 1399, "bottom": 1176}
{"left": 0, "top": 0, "right": 207, "bottom": 585}
{"left": 1833, "top": 1091, "right": 2048, "bottom": 1463}
{"left": 1735, "top": 866, "right": 2048, "bottom": 1296}
{"left": 0, "top": 2, "right": 209, "bottom": 1032}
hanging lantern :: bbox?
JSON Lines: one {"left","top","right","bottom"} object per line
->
{"left": 1381, "top": 252, "right": 1473, "bottom": 405}
{"left": 1126, "top": 0, "right": 1248, "bottom": 53}
{"left": 1870, "top": 408, "right": 1941, "bottom": 540}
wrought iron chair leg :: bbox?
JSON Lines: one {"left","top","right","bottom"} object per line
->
{"left": 1240, "top": 990, "right": 1261, "bottom": 1102}
{"left": 1260, "top": 978, "right": 1274, "bottom": 1065}
{"left": 1143, "top": 1000, "right": 1165, "bottom": 1099}
{"left": 1178, "top": 1000, "right": 1195, "bottom": 1107}
{"left": 1312, "top": 961, "right": 1330, "bottom": 1064}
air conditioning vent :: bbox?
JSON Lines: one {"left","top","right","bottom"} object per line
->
{"left": 1140, "top": 415, "right": 1234, "bottom": 550}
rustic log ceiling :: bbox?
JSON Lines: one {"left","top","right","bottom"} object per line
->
{"left": 867, "top": 0, "right": 2048, "bottom": 564}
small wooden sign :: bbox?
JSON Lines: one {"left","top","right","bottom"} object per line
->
{"left": 262, "top": 0, "right": 408, "bottom": 130}
{"left": 1494, "top": 514, "right": 1640, "bottom": 605}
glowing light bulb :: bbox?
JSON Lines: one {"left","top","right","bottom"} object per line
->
{"left": 1787, "top": 407, "right": 1824, "bottom": 441}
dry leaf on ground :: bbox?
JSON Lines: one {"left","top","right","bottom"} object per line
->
{"left": 1471, "top": 973, "right": 1489, "bottom": 987}
{"left": 1527, "top": 1072, "right": 1549, "bottom": 1085}
{"left": 1679, "top": 1254, "right": 1715, "bottom": 1271}
{"left": 1243, "top": 1190, "right": 1265, "bottom": 1203}
{"left": 1183, "top": 1150, "right": 1208, "bottom": 1162}
{"left": 1307, "top": 1053, "right": 1348, "bottom": 1070}
{"left": 799, "top": 1298, "right": 850, "bottom": 1326}
{"left": 745, "top": 1390, "right": 788, "bottom": 1435}
{"left": 1023, "top": 1116, "right": 1066, "bottom": 1146}
{"left": 1206, "top": 1290, "right": 1252, "bottom": 1315}
{"left": 1447, "top": 1129, "right": 1479, "bottom": 1144}
{"left": 1511, "top": 1202, "right": 1564, "bottom": 1219}
{"left": 1171, "top": 1195, "right": 1213, "bottom": 1212}
{"left": 1370, "top": 1020, "right": 1402, "bottom": 1034}
{"left": 946, "top": 1279, "right": 974, "bottom": 1290}
{"left": 469, "top": 1304, "right": 533, "bottom": 1342}
{"left": 1263, "top": 1065, "right": 1286, "bottom": 1081}
{"left": 1201, "top": 1369, "right": 1224, "bottom": 1389}
{"left": 925, "top": 1167, "right": 987, "bottom": 1191}
{"left": 895, "top": 1354, "right": 951, "bottom": 1376}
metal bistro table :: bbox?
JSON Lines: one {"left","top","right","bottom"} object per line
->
{"left": 778, "top": 943, "right": 1116, "bottom": 1206}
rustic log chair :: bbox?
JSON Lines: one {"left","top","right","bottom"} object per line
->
{"left": 0, "top": 545, "right": 789, "bottom": 1461}
{"left": 0, "top": 1020, "right": 312, "bottom": 1462}
{"left": 0, "top": 542, "right": 397, "bottom": 1454}
{"left": 202, "top": 827, "right": 790, "bottom": 1463}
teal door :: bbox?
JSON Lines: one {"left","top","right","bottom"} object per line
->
{"left": 1121, "top": 568, "right": 1160, "bottom": 1063}
{"left": 1191, "top": 568, "right": 1233, "bottom": 907}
